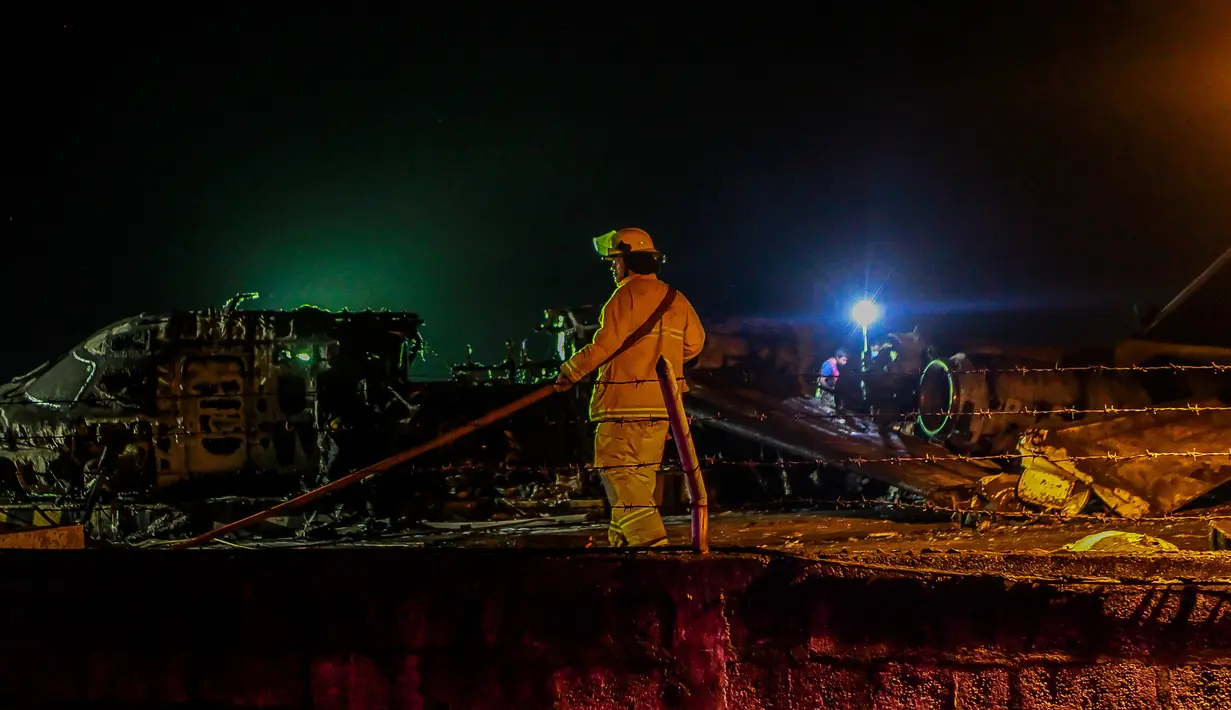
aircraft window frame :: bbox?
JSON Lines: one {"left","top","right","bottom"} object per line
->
{"left": 24, "top": 351, "right": 97, "bottom": 407}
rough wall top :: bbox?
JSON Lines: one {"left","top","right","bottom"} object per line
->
{"left": 3, "top": 548, "right": 1231, "bottom": 709}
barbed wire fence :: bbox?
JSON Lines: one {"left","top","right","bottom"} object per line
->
{"left": 0, "top": 362, "right": 1227, "bottom": 457}
{"left": 0, "top": 356, "right": 1213, "bottom": 586}
{"left": 0, "top": 361, "right": 1228, "bottom": 540}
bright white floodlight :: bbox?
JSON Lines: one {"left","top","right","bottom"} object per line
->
{"left": 851, "top": 299, "right": 880, "bottom": 328}
{"left": 851, "top": 298, "right": 880, "bottom": 376}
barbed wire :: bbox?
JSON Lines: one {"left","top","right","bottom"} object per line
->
{"left": 405, "top": 449, "right": 1231, "bottom": 474}
{"left": 2, "top": 405, "right": 1225, "bottom": 430}
{"left": 314, "top": 492, "right": 1231, "bottom": 526}
{"left": 5, "top": 381, "right": 1231, "bottom": 424}
{"left": 682, "top": 402, "right": 1231, "bottom": 421}
{"left": 0, "top": 361, "right": 1223, "bottom": 513}
{"left": 20, "top": 491, "right": 1231, "bottom": 535}
{"left": 934, "top": 363, "right": 1231, "bottom": 375}
{"left": 0, "top": 406, "right": 1225, "bottom": 451}
{"left": 0, "top": 410, "right": 1226, "bottom": 465}
{"left": 590, "top": 362, "right": 1231, "bottom": 384}
{"left": 460, "top": 362, "right": 1231, "bottom": 382}
{"left": 1, "top": 359, "right": 1224, "bottom": 409}
{"left": 0, "top": 493, "right": 1179, "bottom": 527}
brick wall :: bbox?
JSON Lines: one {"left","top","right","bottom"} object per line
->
{"left": 0, "top": 549, "right": 1227, "bottom": 709}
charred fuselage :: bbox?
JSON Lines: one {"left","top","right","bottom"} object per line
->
{"left": 0, "top": 306, "right": 424, "bottom": 533}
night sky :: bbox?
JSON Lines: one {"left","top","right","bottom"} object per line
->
{"left": 9, "top": 3, "right": 1231, "bottom": 378}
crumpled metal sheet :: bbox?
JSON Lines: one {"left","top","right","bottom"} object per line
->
{"left": 975, "top": 473, "right": 1028, "bottom": 514}
{"left": 684, "top": 380, "right": 990, "bottom": 499}
{"left": 1017, "top": 403, "right": 1231, "bottom": 518}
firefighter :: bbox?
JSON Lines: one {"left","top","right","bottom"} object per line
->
{"left": 555, "top": 228, "right": 706, "bottom": 548}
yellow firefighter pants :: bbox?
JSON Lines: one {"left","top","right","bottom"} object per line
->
{"left": 594, "top": 419, "right": 671, "bottom": 548}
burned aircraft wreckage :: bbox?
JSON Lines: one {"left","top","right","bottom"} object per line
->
{"left": 0, "top": 279, "right": 1228, "bottom": 543}
{"left": 0, "top": 295, "right": 430, "bottom": 539}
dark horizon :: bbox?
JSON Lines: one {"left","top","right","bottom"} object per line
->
{"left": 8, "top": 3, "right": 1231, "bottom": 378}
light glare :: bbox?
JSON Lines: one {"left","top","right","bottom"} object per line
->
{"left": 851, "top": 299, "right": 880, "bottom": 328}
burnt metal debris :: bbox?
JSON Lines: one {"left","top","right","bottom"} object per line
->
{"left": 911, "top": 340, "right": 1231, "bottom": 517}
{"left": 1016, "top": 406, "right": 1231, "bottom": 518}
{"left": 0, "top": 300, "right": 428, "bottom": 541}
{"left": 0, "top": 290, "right": 1227, "bottom": 547}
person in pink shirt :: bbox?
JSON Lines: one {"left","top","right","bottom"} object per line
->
{"left": 815, "top": 348, "right": 849, "bottom": 408}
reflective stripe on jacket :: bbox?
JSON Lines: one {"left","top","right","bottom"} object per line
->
{"left": 561, "top": 274, "right": 705, "bottom": 422}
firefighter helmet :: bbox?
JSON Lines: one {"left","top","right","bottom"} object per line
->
{"left": 593, "top": 228, "right": 660, "bottom": 259}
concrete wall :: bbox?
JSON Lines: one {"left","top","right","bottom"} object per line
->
{"left": 1, "top": 549, "right": 1229, "bottom": 709}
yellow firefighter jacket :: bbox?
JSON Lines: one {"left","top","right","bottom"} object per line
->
{"left": 561, "top": 273, "right": 706, "bottom": 422}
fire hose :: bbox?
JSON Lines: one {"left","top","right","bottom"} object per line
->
{"left": 172, "top": 356, "right": 708, "bottom": 552}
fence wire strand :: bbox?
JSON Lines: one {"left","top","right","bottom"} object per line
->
{"left": 0, "top": 361, "right": 1226, "bottom": 524}
{"left": 0, "top": 402, "right": 1226, "bottom": 445}
{"left": 2, "top": 359, "right": 1227, "bottom": 409}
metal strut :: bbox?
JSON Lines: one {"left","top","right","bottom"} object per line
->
{"left": 1143, "top": 246, "right": 1231, "bottom": 336}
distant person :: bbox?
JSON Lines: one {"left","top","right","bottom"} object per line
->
{"left": 555, "top": 228, "right": 706, "bottom": 548}
{"left": 818, "top": 348, "right": 848, "bottom": 390}
{"left": 815, "top": 348, "right": 849, "bottom": 407}
{"left": 867, "top": 340, "right": 898, "bottom": 373}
